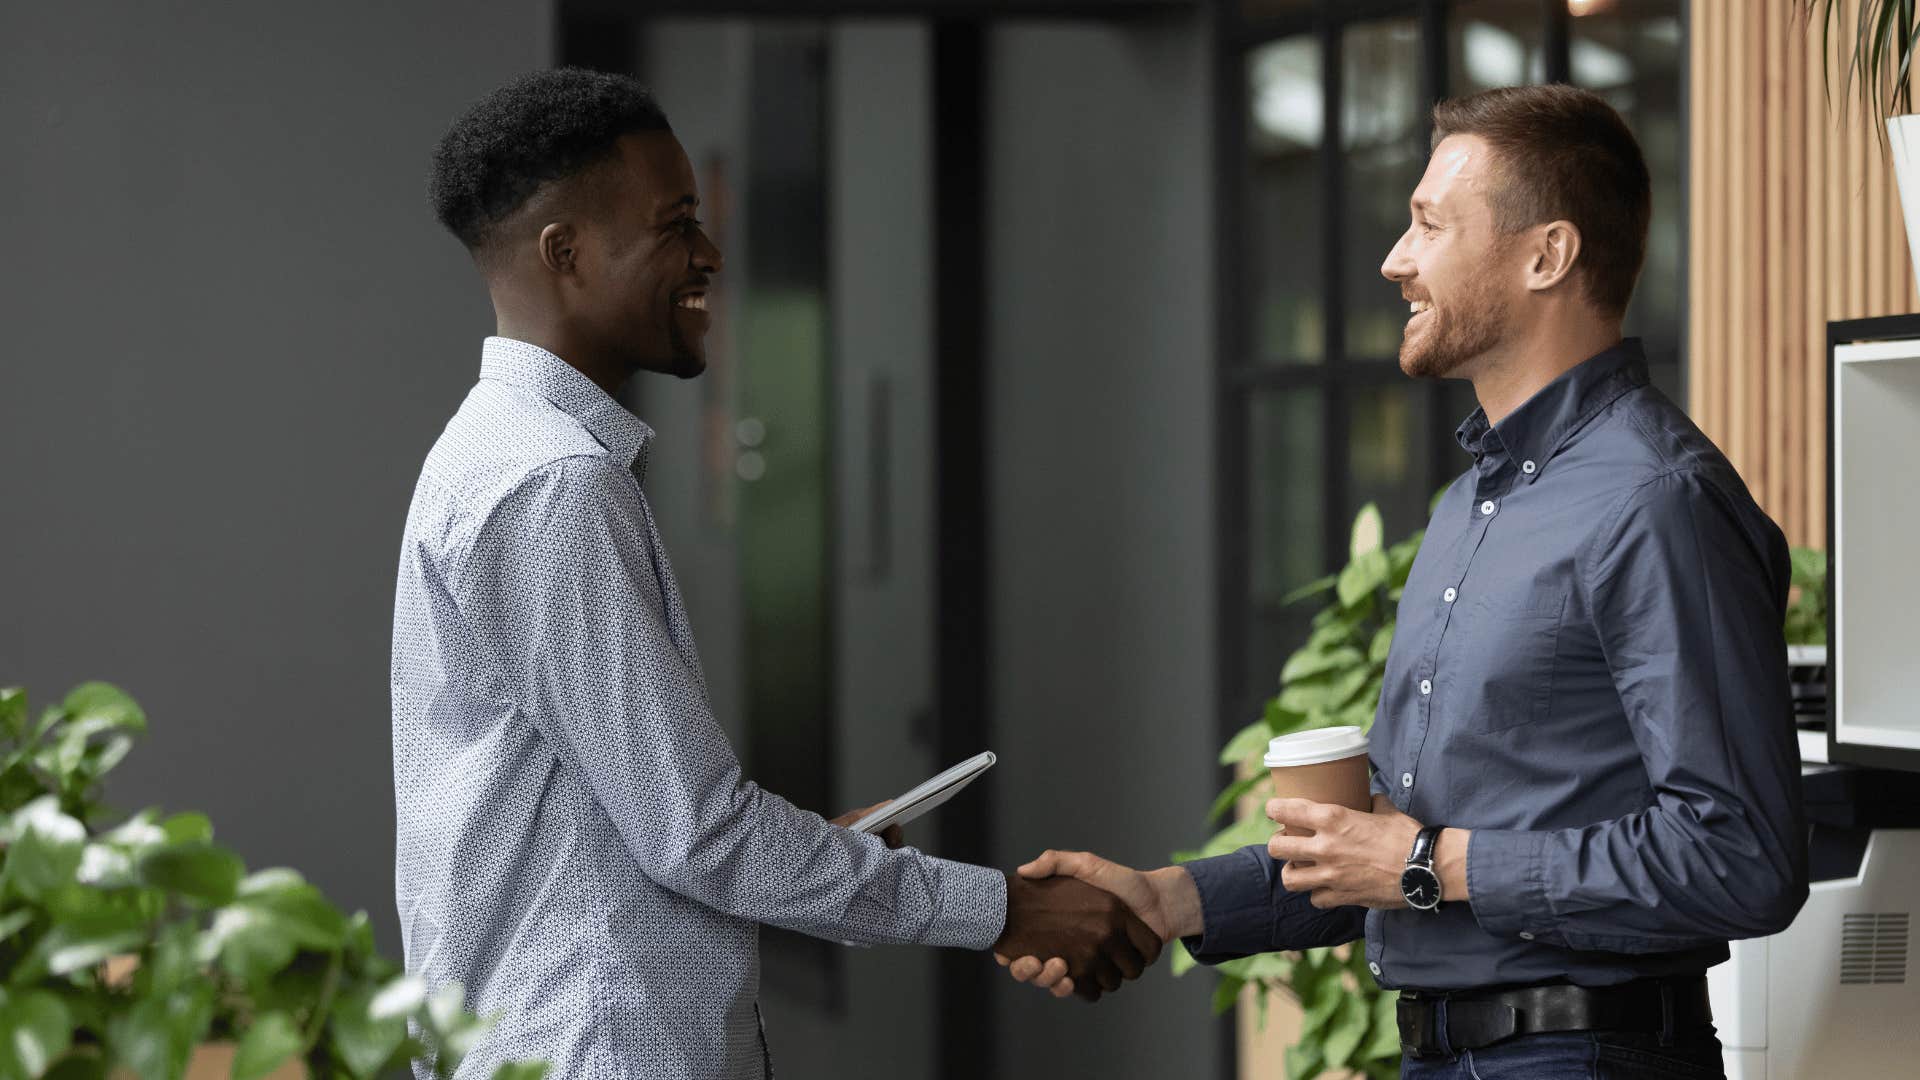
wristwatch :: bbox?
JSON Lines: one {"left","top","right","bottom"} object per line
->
{"left": 1400, "top": 823, "right": 1444, "bottom": 912}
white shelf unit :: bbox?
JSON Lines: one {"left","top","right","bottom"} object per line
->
{"left": 1831, "top": 328, "right": 1920, "bottom": 766}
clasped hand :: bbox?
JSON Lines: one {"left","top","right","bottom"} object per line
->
{"left": 1265, "top": 794, "right": 1424, "bottom": 910}
{"left": 827, "top": 805, "right": 1159, "bottom": 1003}
{"left": 998, "top": 796, "right": 1429, "bottom": 1000}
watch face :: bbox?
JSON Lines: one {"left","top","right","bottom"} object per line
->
{"left": 1401, "top": 865, "right": 1442, "bottom": 911}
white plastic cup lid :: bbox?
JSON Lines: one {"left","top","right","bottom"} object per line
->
{"left": 1264, "top": 725, "right": 1370, "bottom": 768}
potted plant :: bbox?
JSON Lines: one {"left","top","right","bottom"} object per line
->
{"left": 1799, "top": 0, "right": 1920, "bottom": 281}
{"left": 0, "top": 682, "right": 546, "bottom": 1080}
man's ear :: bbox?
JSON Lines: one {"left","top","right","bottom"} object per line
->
{"left": 538, "top": 222, "right": 578, "bottom": 276}
{"left": 1524, "top": 219, "right": 1583, "bottom": 294}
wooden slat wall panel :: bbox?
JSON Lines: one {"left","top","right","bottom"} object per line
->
{"left": 1689, "top": 0, "right": 1920, "bottom": 549}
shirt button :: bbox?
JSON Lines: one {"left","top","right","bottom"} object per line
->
{"left": 1443, "top": 587, "right": 1457, "bottom": 603}
{"left": 1419, "top": 679, "right": 1433, "bottom": 695}
{"left": 1369, "top": 962, "right": 1382, "bottom": 977}
{"left": 1480, "top": 500, "right": 1497, "bottom": 516}
{"left": 1400, "top": 772, "right": 1414, "bottom": 788}
{"left": 1520, "top": 931, "right": 1536, "bottom": 941}
{"left": 1522, "top": 460, "right": 1537, "bottom": 475}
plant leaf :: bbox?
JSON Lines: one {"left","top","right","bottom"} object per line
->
{"left": 1323, "top": 991, "right": 1370, "bottom": 1068}
{"left": 1367, "top": 624, "right": 1395, "bottom": 664}
{"left": 1281, "top": 646, "right": 1364, "bottom": 686}
{"left": 329, "top": 987, "right": 409, "bottom": 1080}
{"left": 13, "top": 897, "right": 148, "bottom": 982}
{"left": 230, "top": 877, "right": 347, "bottom": 951}
{"left": 490, "top": 1065, "right": 550, "bottom": 1080}
{"left": 1168, "top": 937, "right": 1196, "bottom": 977}
{"left": 1280, "top": 573, "right": 1339, "bottom": 606}
{"left": 231, "top": 1012, "right": 303, "bottom": 1080}
{"left": 39, "top": 1055, "right": 107, "bottom": 1080}
{"left": 1277, "top": 676, "right": 1341, "bottom": 715}
{"left": 1262, "top": 699, "right": 1311, "bottom": 735}
{"left": 1348, "top": 503, "right": 1384, "bottom": 562}
{"left": 1218, "top": 720, "right": 1276, "bottom": 767}
{"left": 1238, "top": 951, "right": 1293, "bottom": 982}
{"left": 0, "top": 990, "right": 72, "bottom": 1080}
{"left": 1205, "top": 773, "right": 1267, "bottom": 826}
{"left": 202, "top": 907, "right": 299, "bottom": 983}
{"left": 1335, "top": 550, "right": 1391, "bottom": 609}
{"left": 369, "top": 975, "right": 428, "bottom": 1021}
{"left": 1210, "top": 974, "right": 1246, "bottom": 1016}
{"left": 1195, "top": 814, "right": 1276, "bottom": 861}
{"left": 143, "top": 922, "right": 199, "bottom": 995}
{"left": 1300, "top": 959, "right": 1345, "bottom": 1033}
{"left": 159, "top": 813, "right": 214, "bottom": 846}
{"left": 104, "top": 998, "right": 175, "bottom": 1080}
{"left": 0, "top": 909, "right": 33, "bottom": 945}
{"left": 138, "top": 843, "right": 244, "bottom": 908}
{"left": 1284, "top": 1039, "right": 1326, "bottom": 1080}
{"left": 58, "top": 684, "right": 146, "bottom": 736}
{"left": 0, "top": 689, "right": 27, "bottom": 743}
{"left": 1362, "top": 989, "right": 1402, "bottom": 1061}
{"left": 426, "top": 984, "right": 467, "bottom": 1035}
{"left": 4, "top": 800, "right": 87, "bottom": 902}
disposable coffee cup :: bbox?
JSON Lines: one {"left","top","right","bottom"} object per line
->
{"left": 1264, "top": 726, "right": 1372, "bottom": 838}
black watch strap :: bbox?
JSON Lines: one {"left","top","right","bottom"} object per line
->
{"left": 1408, "top": 823, "right": 1443, "bottom": 868}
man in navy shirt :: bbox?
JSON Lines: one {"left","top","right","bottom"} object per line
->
{"left": 1000, "top": 84, "right": 1805, "bottom": 1079}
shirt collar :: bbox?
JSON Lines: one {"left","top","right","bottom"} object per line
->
{"left": 478, "top": 336, "right": 655, "bottom": 479}
{"left": 1453, "top": 338, "right": 1648, "bottom": 479}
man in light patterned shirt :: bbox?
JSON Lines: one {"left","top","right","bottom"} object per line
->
{"left": 392, "top": 69, "right": 1162, "bottom": 1079}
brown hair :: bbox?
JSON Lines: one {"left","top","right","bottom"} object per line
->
{"left": 1430, "top": 84, "right": 1651, "bottom": 317}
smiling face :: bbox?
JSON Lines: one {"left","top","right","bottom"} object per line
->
{"left": 1379, "top": 134, "right": 1524, "bottom": 380}
{"left": 569, "top": 131, "right": 723, "bottom": 379}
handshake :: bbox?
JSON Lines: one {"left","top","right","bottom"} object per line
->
{"left": 989, "top": 851, "right": 1204, "bottom": 1003}
{"left": 829, "top": 802, "right": 1196, "bottom": 1003}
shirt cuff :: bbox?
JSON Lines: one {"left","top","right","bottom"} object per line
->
{"left": 1466, "top": 828, "right": 1552, "bottom": 940}
{"left": 1180, "top": 845, "right": 1276, "bottom": 964}
{"left": 918, "top": 858, "right": 1009, "bottom": 950}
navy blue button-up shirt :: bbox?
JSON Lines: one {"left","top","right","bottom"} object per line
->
{"left": 1185, "top": 340, "right": 1808, "bottom": 991}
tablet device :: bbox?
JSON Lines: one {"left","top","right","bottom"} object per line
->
{"left": 851, "top": 751, "right": 996, "bottom": 834}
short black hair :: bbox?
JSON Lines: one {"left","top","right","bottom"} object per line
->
{"left": 429, "top": 68, "right": 671, "bottom": 253}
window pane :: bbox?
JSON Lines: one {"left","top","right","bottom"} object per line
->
{"left": 1247, "top": 36, "right": 1325, "bottom": 364}
{"left": 1341, "top": 19, "right": 1426, "bottom": 361}
{"left": 1571, "top": 0, "right": 1685, "bottom": 400}
{"left": 1248, "top": 389, "right": 1325, "bottom": 700}
{"left": 1347, "top": 382, "right": 1433, "bottom": 544}
{"left": 1449, "top": 0, "right": 1549, "bottom": 95}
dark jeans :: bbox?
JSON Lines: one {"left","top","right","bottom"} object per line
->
{"left": 1399, "top": 1022, "right": 1727, "bottom": 1079}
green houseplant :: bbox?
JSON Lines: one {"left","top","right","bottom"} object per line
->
{"left": 1173, "top": 503, "right": 1415, "bottom": 1080}
{"left": 1795, "top": 0, "right": 1920, "bottom": 285}
{"left": 0, "top": 682, "right": 546, "bottom": 1080}
{"left": 1784, "top": 546, "right": 1828, "bottom": 647}
{"left": 1798, "top": 0, "right": 1917, "bottom": 127}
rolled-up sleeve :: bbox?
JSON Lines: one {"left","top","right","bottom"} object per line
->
{"left": 450, "top": 456, "right": 1007, "bottom": 950}
{"left": 1468, "top": 469, "right": 1808, "bottom": 952}
{"left": 1180, "top": 845, "right": 1365, "bottom": 963}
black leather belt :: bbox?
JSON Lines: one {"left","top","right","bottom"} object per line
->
{"left": 1396, "top": 974, "right": 1713, "bottom": 1059}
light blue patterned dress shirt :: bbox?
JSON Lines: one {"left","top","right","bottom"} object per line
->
{"left": 391, "top": 337, "right": 1008, "bottom": 1080}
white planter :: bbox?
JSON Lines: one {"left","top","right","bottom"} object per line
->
{"left": 1891, "top": 114, "right": 1920, "bottom": 291}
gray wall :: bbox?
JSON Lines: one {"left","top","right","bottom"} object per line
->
{"left": 986, "top": 17, "right": 1225, "bottom": 1078}
{"left": 0, "top": 0, "right": 552, "bottom": 952}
